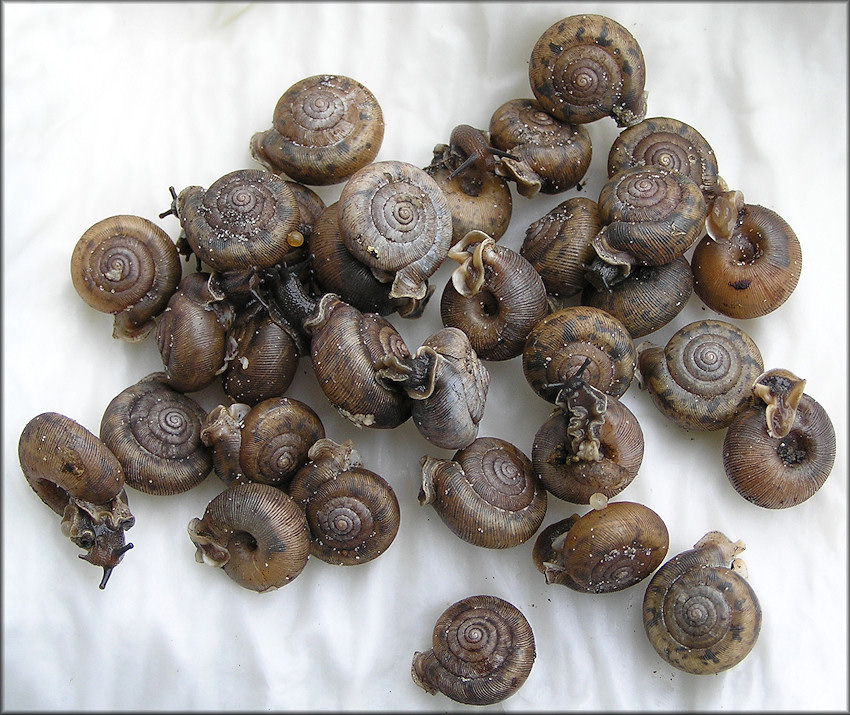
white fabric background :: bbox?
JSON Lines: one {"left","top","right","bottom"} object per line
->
{"left": 3, "top": 2, "right": 847, "bottom": 711}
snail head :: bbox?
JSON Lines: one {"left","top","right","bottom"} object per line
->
{"left": 76, "top": 521, "right": 134, "bottom": 590}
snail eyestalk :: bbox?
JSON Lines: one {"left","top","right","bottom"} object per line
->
{"left": 158, "top": 185, "right": 179, "bottom": 219}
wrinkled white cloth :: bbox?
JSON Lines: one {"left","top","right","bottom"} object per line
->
{"left": 3, "top": 2, "right": 847, "bottom": 711}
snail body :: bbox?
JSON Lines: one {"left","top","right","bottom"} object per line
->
{"left": 70, "top": 214, "right": 182, "bottom": 341}
{"left": 99, "top": 373, "right": 212, "bottom": 496}
{"left": 19, "top": 412, "right": 135, "bottom": 589}
{"left": 419, "top": 437, "right": 547, "bottom": 549}
{"left": 643, "top": 531, "right": 761, "bottom": 674}
{"left": 440, "top": 230, "right": 548, "bottom": 361}
{"left": 532, "top": 494, "right": 668, "bottom": 593}
{"left": 188, "top": 481, "right": 311, "bottom": 592}
{"left": 412, "top": 594, "right": 535, "bottom": 705}
{"left": 528, "top": 14, "right": 647, "bottom": 127}
{"left": 287, "top": 439, "right": 400, "bottom": 565}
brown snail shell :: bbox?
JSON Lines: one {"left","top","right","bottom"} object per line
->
{"left": 287, "top": 439, "right": 401, "bottom": 565}
{"left": 643, "top": 531, "right": 761, "bottom": 674}
{"left": 419, "top": 436, "right": 547, "bottom": 549}
{"left": 70, "top": 214, "right": 182, "bottom": 341}
{"left": 337, "top": 160, "right": 453, "bottom": 301}
{"left": 187, "top": 481, "right": 311, "bottom": 593}
{"left": 520, "top": 196, "right": 601, "bottom": 301}
{"left": 523, "top": 305, "right": 637, "bottom": 402}
{"left": 200, "top": 397, "right": 325, "bottom": 489}
{"left": 154, "top": 271, "right": 236, "bottom": 393}
{"left": 607, "top": 116, "right": 723, "bottom": 200}
{"left": 440, "top": 230, "right": 548, "bottom": 361}
{"left": 532, "top": 368, "right": 644, "bottom": 504}
{"left": 250, "top": 74, "right": 384, "bottom": 186}
{"left": 411, "top": 594, "right": 535, "bottom": 706}
{"left": 286, "top": 179, "right": 326, "bottom": 244}
{"left": 637, "top": 319, "right": 764, "bottom": 431}
{"left": 723, "top": 371, "right": 835, "bottom": 508}
{"left": 691, "top": 202, "right": 803, "bottom": 319}
{"left": 488, "top": 97, "right": 592, "bottom": 197}
{"left": 174, "top": 169, "right": 303, "bottom": 272}
{"left": 582, "top": 256, "right": 694, "bottom": 339}
{"left": 99, "top": 373, "right": 212, "bottom": 496}
{"left": 19, "top": 412, "right": 135, "bottom": 589}
{"left": 528, "top": 14, "right": 647, "bottom": 127}
{"left": 532, "top": 493, "right": 668, "bottom": 593}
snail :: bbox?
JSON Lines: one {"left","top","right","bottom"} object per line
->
{"left": 585, "top": 166, "right": 707, "bottom": 290}
{"left": 532, "top": 493, "right": 668, "bottom": 593}
{"left": 337, "top": 160, "right": 453, "bottom": 301}
{"left": 532, "top": 359, "right": 644, "bottom": 504}
{"left": 154, "top": 271, "right": 236, "bottom": 393}
{"left": 411, "top": 594, "right": 535, "bottom": 705}
{"left": 636, "top": 319, "right": 765, "bottom": 431}
{"left": 723, "top": 369, "right": 836, "bottom": 508}
{"left": 99, "top": 373, "right": 213, "bottom": 496}
{"left": 419, "top": 436, "right": 547, "bottom": 549}
{"left": 582, "top": 256, "right": 694, "bottom": 339}
{"left": 70, "top": 214, "right": 182, "bottom": 341}
{"left": 691, "top": 198, "right": 803, "bottom": 319}
{"left": 606, "top": 116, "right": 724, "bottom": 200}
{"left": 528, "top": 14, "right": 647, "bottom": 127}
{"left": 163, "top": 169, "right": 304, "bottom": 273}
{"left": 287, "top": 438, "right": 400, "bottom": 565}
{"left": 643, "top": 531, "right": 761, "bottom": 675}
{"left": 520, "top": 196, "right": 601, "bottom": 304}
{"left": 285, "top": 179, "right": 327, "bottom": 248}
{"left": 523, "top": 305, "right": 637, "bottom": 402}
{"left": 250, "top": 74, "right": 385, "bottom": 186}
{"left": 440, "top": 230, "right": 549, "bottom": 361}
{"left": 19, "top": 412, "right": 135, "bottom": 589}
{"left": 187, "top": 481, "right": 311, "bottom": 593}
{"left": 200, "top": 396, "right": 325, "bottom": 489}
{"left": 488, "top": 97, "right": 593, "bottom": 198}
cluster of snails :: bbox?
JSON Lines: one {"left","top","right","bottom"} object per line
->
{"left": 18, "top": 11, "right": 838, "bottom": 706}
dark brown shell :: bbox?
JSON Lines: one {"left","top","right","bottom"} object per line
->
{"left": 528, "top": 14, "right": 647, "bottom": 127}
{"left": 419, "top": 436, "right": 547, "bottom": 549}
{"left": 187, "top": 481, "right": 311, "bottom": 592}
{"left": 99, "top": 373, "right": 212, "bottom": 496}
{"left": 692, "top": 203, "right": 803, "bottom": 319}
{"left": 412, "top": 594, "right": 535, "bottom": 706}
{"left": 250, "top": 74, "right": 384, "bottom": 186}
{"left": 70, "top": 214, "right": 182, "bottom": 341}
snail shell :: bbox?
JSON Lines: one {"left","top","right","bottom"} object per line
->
{"left": 528, "top": 14, "right": 647, "bottom": 127}
{"left": 200, "top": 397, "right": 325, "bottom": 489}
{"left": 175, "top": 169, "right": 302, "bottom": 272}
{"left": 337, "top": 160, "right": 453, "bottom": 301}
{"left": 99, "top": 373, "right": 212, "bottom": 496}
{"left": 532, "top": 375, "right": 644, "bottom": 504}
{"left": 607, "top": 116, "right": 723, "bottom": 199}
{"left": 643, "top": 531, "right": 761, "bottom": 674}
{"left": 723, "top": 374, "right": 835, "bottom": 508}
{"left": 637, "top": 319, "right": 765, "bottom": 431}
{"left": 250, "top": 74, "right": 385, "bottom": 186}
{"left": 70, "top": 214, "right": 182, "bottom": 341}
{"left": 287, "top": 439, "right": 401, "bottom": 565}
{"left": 520, "top": 196, "right": 601, "bottom": 301}
{"left": 407, "top": 327, "right": 490, "bottom": 450}
{"left": 440, "top": 230, "right": 548, "bottom": 361}
{"left": 286, "top": 179, "right": 326, "bottom": 245}
{"left": 488, "top": 97, "right": 592, "bottom": 197}
{"left": 19, "top": 412, "right": 135, "bottom": 589}
{"left": 187, "top": 481, "right": 311, "bottom": 593}
{"left": 411, "top": 594, "right": 536, "bottom": 706}
{"left": 532, "top": 494, "right": 668, "bottom": 593}
{"left": 587, "top": 166, "right": 707, "bottom": 288}
{"left": 154, "top": 271, "right": 236, "bottom": 393}
{"left": 691, "top": 202, "right": 803, "bottom": 319}
{"left": 419, "top": 436, "right": 547, "bottom": 549}
{"left": 523, "top": 305, "right": 637, "bottom": 402}
{"left": 582, "top": 256, "right": 694, "bottom": 339}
